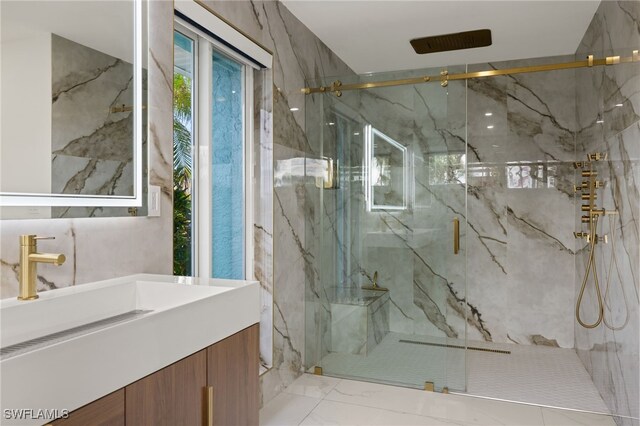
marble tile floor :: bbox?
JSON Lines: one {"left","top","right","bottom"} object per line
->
{"left": 260, "top": 374, "right": 618, "bottom": 426}
{"left": 316, "top": 333, "right": 609, "bottom": 413}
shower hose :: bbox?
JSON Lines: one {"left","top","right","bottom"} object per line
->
{"left": 575, "top": 214, "right": 629, "bottom": 330}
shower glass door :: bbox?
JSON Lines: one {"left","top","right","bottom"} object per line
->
{"left": 305, "top": 66, "right": 468, "bottom": 392}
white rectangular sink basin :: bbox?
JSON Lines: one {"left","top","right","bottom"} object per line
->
{"left": 1, "top": 278, "right": 229, "bottom": 350}
{"left": 0, "top": 274, "right": 260, "bottom": 426}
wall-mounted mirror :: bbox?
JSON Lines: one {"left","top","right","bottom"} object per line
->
{"left": 365, "top": 125, "right": 407, "bottom": 211}
{"left": 0, "top": 0, "right": 147, "bottom": 219}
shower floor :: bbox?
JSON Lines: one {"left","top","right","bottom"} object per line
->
{"left": 318, "top": 332, "right": 609, "bottom": 414}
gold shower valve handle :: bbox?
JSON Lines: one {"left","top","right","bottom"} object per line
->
{"left": 573, "top": 161, "right": 591, "bottom": 169}
{"left": 581, "top": 194, "right": 596, "bottom": 200}
{"left": 581, "top": 170, "right": 597, "bottom": 177}
{"left": 588, "top": 152, "right": 608, "bottom": 161}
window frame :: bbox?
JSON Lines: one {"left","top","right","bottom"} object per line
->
{"left": 175, "top": 19, "right": 255, "bottom": 280}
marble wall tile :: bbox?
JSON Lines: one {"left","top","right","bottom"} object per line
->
{"left": 367, "top": 293, "right": 390, "bottom": 348}
{"left": 574, "top": 2, "right": 640, "bottom": 424}
{"left": 311, "top": 56, "right": 579, "bottom": 350}
{"left": 51, "top": 34, "right": 134, "bottom": 167}
{"left": 254, "top": 69, "right": 275, "bottom": 371}
{"left": 0, "top": 0, "right": 173, "bottom": 298}
{"left": 268, "top": 143, "right": 309, "bottom": 402}
{"left": 201, "top": 0, "right": 355, "bottom": 405}
{"left": 330, "top": 304, "right": 368, "bottom": 355}
{"left": 327, "top": 287, "right": 389, "bottom": 355}
{"left": 365, "top": 246, "right": 420, "bottom": 335}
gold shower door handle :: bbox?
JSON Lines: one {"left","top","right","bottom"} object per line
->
{"left": 453, "top": 218, "right": 460, "bottom": 255}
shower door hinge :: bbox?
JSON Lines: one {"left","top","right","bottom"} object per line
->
{"left": 424, "top": 381, "right": 434, "bottom": 392}
{"left": 313, "top": 366, "right": 323, "bottom": 376}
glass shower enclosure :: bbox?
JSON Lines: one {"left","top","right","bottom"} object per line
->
{"left": 302, "top": 28, "right": 640, "bottom": 423}
{"left": 304, "top": 66, "right": 469, "bottom": 392}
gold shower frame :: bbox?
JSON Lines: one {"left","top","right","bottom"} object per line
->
{"left": 301, "top": 50, "right": 639, "bottom": 96}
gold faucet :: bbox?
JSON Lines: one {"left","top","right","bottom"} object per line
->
{"left": 18, "top": 235, "right": 66, "bottom": 300}
{"left": 361, "top": 271, "right": 389, "bottom": 292}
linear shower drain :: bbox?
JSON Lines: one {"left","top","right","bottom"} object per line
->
{"left": 399, "top": 339, "right": 511, "bottom": 354}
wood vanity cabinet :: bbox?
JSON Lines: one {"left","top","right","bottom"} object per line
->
{"left": 51, "top": 324, "right": 259, "bottom": 426}
{"left": 208, "top": 323, "right": 259, "bottom": 426}
{"left": 125, "top": 349, "right": 208, "bottom": 426}
{"left": 50, "top": 390, "right": 125, "bottom": 426}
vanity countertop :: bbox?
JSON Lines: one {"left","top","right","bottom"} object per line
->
{"left": 0, "top": 274, "right": 260, "bottom": 426}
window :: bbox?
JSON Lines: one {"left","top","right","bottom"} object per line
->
{"left": 506, "top": 162, "right": 557, "bottom": 189}
{"left": 173, "top": 30, "right": 195, "bottom": 276}
{"left": 428, "top": 153, "right": 466, "bottom": 185}
{"left": 172, "top": 21, "right": 254, "bottom": 280}
{"left": 211, "top": 51, "right": 245, "bottom": 279}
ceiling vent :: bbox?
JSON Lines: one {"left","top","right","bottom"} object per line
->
{"left": 410, "top": 29, "right": 492, "bottom": 54}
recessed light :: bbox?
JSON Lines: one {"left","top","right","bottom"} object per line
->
{"left": 232, "top": 90, "right": 236, "bottom": 94}
{"left": 328, "top": 122, "right": 335, "bottom": 126}
{"left": 485, "top": 112, "right": 493, "bottom": 116}
{"left": 487, "top": 125, "right": 494, "bottom": 129}
{"left": 597, "top": 119, "right": 604, "bottom": 124}
{"left": 615, "top": 103, "right": 623, "bottom": 107}
{"left": 290, "top": 107, "right": 299, "bottom": 112}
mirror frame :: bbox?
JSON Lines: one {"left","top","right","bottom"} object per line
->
{"left": 365, "top": 125, "right": 408, "bottom": 211}
{"left": 0, "top": 0, "right": 144, "bottom": 208}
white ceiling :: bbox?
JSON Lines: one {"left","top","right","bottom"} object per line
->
{"left": 281, "top": 0, "right": 601, "bottom": 74}
{"left": 1, "top": 1, "right": 140, "bottom": 64}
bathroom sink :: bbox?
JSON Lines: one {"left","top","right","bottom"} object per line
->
{"left": 0, "top": 274, "right": 260, "bottom": 426}
{"left": 0, "top": 278, "right": 230, "bottom": 351}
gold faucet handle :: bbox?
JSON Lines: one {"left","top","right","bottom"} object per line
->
{"left": 19, "top": 235, "right": 55, "bottom": 243}
{"left": 19, "top": 235, "right": 57, "bottom": 246}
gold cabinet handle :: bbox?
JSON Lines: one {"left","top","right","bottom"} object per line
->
{"left": 453, "top": 218, "right": 460, "bottom": 255}
{"left": 206, "top": 386, "right": 214, "bottom": 426}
